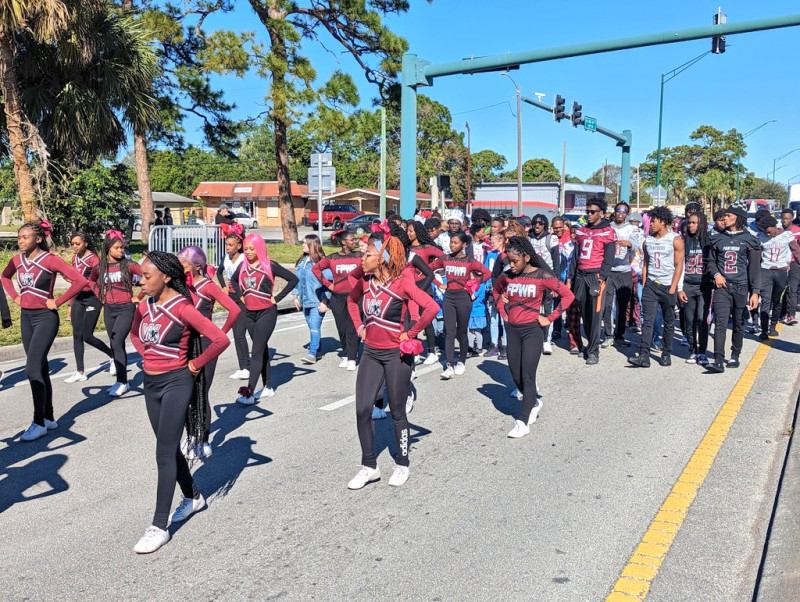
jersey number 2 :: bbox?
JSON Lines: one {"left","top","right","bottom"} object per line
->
{"left": 724, "top": 251, "right": 738, "bottom": 274}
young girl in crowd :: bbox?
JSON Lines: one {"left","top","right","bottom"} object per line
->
{"left": 406, "top": 220, "right": 443, "bottom": 364}
{"left": 178, "top": 246, "right": 241, "bottom": 459}
{"left": 131, "top": 251, "right": 230, "bottom": 554}
{"left": 1, "top": 221, "right": 87, "bottom": 441}
{"left": 216, "top": 228, "right": 251, "bottom": 380}
{"left": 293, "top": 235, "right": 330, "bottom": 365}
{"left": 236, "top": 234, "right": 298, "bottom": 404}
{"left": 64, "top": 231, "right": 113, "bottom": 383}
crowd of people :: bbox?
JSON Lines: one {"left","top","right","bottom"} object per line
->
{"left": 2, "top": 196, "right": 798, "bottom": 553}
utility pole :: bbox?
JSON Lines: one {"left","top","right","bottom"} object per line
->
{"left": 502, "top": 72, "right": 523, "bottom": 216}
{"left": 465, "top": 122, "right": 471, "bottom": 207}
{"left": 560, "top": 140, "right": 567, "bottom": 214}
{"left": 380, "top": 107, "right": 387, "bottom": 219}
{"left": 636, "top": 164, "right": 641, "bottom": 211}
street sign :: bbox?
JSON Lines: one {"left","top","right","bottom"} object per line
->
{"left": 652, "top": 184, "right": 668, "bottom": 206}
{"left": 310, "top": 152, "right": 332, "bottom": 166}
{"left": 308, "top": 169, "right": 336, "bottom": 193}
{"left": 584, "top": 117, "right": 597, "bottom": 132}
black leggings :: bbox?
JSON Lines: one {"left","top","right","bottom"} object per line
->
{"left": 682, "top": 282, "right": 711, "bottom": 355}
{"left": 355, "top": 345, "right": 413, "bottom": 468}
{"left": 760, "top": 269, "right": 788, "bottom": 332}
{"left": 602, "top": 270, "right": 633, "bottom": 340}
{"left": 104, "top": 302, "right": 135, "bottom": 384}
{"left": 144, "top": 368, "right": 198, "bottom": 530}
{"left": 21, "top": 309, "right": 59, "bottom": 426}
{"left": 246, "top": 306, "right": 278, "bottom": 391}
{"left": 712, "top": 283, "right": 748, "bottom": 363}
{"left": 71, "top": 294, "right": 112, "bottom": 372}
{"left": 505, "top": 322, "right": 543, "bottom": 424}
{"left": 443, "top": 289, "right": 471, "bottom": 365}
{"left": 200, "top": 337, "right": 217, "bottom": 442}
{"left": 421, "top": 289, "right": 437, "bottom": 354}
{"left": 329, "top": 292, "right": 359, "bottom": 361}
{"left": 231, "top": 299, "right": 250, "bottom": 370}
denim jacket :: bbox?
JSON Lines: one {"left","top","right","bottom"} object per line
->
{"left": 293, "top": 256, "right": 332, "bottom": 308}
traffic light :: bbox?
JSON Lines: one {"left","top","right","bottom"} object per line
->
{"left": 712, "top": 10, "right": 727, "bottom": 54}
{"left": 554, "top": 95, "right": 566, "bottom": 122}
{"left": 571, "top": 102, "right": 583, "bottom": 127}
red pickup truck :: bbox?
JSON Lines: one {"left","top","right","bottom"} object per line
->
{"left": 308, "top": 204, "right": 363, "bottom": 229}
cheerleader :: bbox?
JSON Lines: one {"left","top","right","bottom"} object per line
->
{"left": 1, "top": 221, "right": 87, "bottom": 441}
{"left": 64, "top": 231, "right": 114, "bottom": 383}
{"left": 90, "top": 231, "right": 142, "bottom": 396}
{"left": 406, "top": 220, "right": 443, "bottom": 363}
{"left": 236, "top": 234, "right": 298, "bottom": 404}
{"left": 216, "top": 229, "right": 250, "bottom": 380}
{"left": 346, "top": 236, "right": 438, "bottom": 489}
{"left": 494, "top": 237, "right": 574, "bottom": 438}
{"left": 178, "top": 246, "right": 241, "bottom": 459}
{"left": 130, "top": 251, "right": 229, "bottom": 554}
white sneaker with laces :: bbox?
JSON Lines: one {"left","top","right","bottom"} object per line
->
{"left": 229, "top": 369, "right": 244, "bottom": 379}
{"left": 21, "top": 422, "right": 48, "bottom": 442}
{"left": 133, "top": 525, "right": 170, "bottom": 554}
{"left": 64, "top": 371, "right": 87, "bottom": 383}
{"left": 44, "top": 418, "right": 58, "bottom": 431}
{"left": 406, "top": 394, "right": 414, "bottom": 415}
{"left": 239, "top": 369, "right": 250, "bottom": 380}
{"left": 414, "top": 354, "right": 423, "bottom": 365}
{"left": 348, "top": 465, "right": 380, "bottom": 490}
{"left": 440, "top": 365, "right": 455, "bottom": 380}
{"left": 346, "top": 360, "right": 356, "bottom": 371}
{"left": 454, "top": 362, "right": 465, "bottom": 376}
{"left": 528, "top": 400, "right": 543, "bottom": 425}
{"left": 389, "top": 465, "right": 410, "bottom": 487}
{"left": 108, "top": 362, "right": 117, "bottom": 377}
{"left": 110, "top": 382, "right": 130, "bottom": 397}
{"left": 423, "top": 353, "right": 439, "bottom": 365}
{"left": 338, "top": 357, "right": 349, "bottom": 368}
{"left": 255, "top": 387, "right": 275, "bottom": 399}
{"left": 542, "top": 342, "right": 553, "bottom": 355}
{"left": 507, "top": 420, "right": 530, "bottom": 439}
{"left": 170, "top": 494, "right": 206, "bottom": 523}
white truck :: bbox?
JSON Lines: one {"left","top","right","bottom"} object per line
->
{"left": 789, "top": 184, "right": 800, "bottom": 214}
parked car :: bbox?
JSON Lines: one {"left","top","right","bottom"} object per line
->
{"left": 308, "top": 203, "right": 363, "bottom": 229}
{"left": 560, "top": 211, "right": 586, "bottom": 226}
{"left": 330, "top": 213, "right": 380, "bottom": 245}
{"left": 232, "top": 212, "right": 258, "bottom": 229}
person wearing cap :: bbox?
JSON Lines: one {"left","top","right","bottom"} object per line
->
{"left": 214, "top": 205, "right": 236, "bottom": 264}
{"left": 705, "top": 204, "right": 761, "bottom": 373}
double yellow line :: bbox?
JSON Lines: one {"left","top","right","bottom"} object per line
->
{"left": 607, "top": 333, "right": 779, "bottom": 600}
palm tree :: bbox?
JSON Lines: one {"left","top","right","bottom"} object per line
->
{"left": 0, "top": 0, "right": 69, "bottom": 221}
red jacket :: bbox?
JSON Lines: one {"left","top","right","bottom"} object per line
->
{"left": 493, "top": 269, "right": 575, "bottom": 325}
{"left": 312, "top": 252, "right": 363, "bottom": 294}
{"left": 2, "top": 252, "right": 87, "bottom": 310}
{"left": 430, "top": 254, "right": 491, "bottom": 291}
{"left": 90, "top": 261, "right": 143, "bottom": 305}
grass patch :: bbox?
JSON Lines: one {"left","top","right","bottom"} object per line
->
{"left": 0, "top": 292, "right": 106, "bottom": 347}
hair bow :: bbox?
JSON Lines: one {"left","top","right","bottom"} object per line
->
{"left": 370, "top": 220, "right": 391, "bottom": 235}
{"left": 399, "top": 338, "right": 423, "bottom": 357}
{"left": 465, "top": 278, "right": 480, "bottom": 295}
{"left": 40, "top": 219, "right": 52, "bottom": 237}
{"left": 105, "top": 229, "right": 124, "bottom": 241}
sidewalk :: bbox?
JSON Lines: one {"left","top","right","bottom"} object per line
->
{"left": 754, "top": 391, "right": 800, "bottom": 600}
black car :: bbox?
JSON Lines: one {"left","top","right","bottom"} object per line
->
{"left": 330, "top": 213, "right": 380, "bottom": 245}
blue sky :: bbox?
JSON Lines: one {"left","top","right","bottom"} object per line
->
{"left": 183, "top": 0, "right": 800, "bottom": 185}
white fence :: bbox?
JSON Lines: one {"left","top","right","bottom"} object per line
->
{"left": 148, "top": 225, "right": 226, "bottom": 265}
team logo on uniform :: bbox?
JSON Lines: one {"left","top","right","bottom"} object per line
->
{"left": 142, "top": 323, "right": 162, "bottom": 344}
{"left": 365, "top": 298, "right": 383, "bottom": 316}
{"left": 18, "top": 272, "right": 34, "bottom": 287}
{"left": 243, "top": 276, "right": 258, "bottom": 289}
{"left": 507, "top": 283, "right": 537, "bottom": 298}
{"left": 105, "top": 271, "right": 122, "bottom": 284}
{"left": 335, "top": 263, "right": 356, "bottom": 274}
{"left": 445, "top": 265, "right": 466, "bottom": 278}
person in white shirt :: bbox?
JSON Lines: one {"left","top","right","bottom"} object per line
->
{"left": 755, "top": 215, "right": 800, "bottom": 339}
{"left": 601, "top": 202, "right": 640, "bottom": 348}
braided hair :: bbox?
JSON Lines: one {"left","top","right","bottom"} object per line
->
{"left": 145, "top": 251, "right": 206, "bottom": 457}
{"left": 97, "top": 234, "right": 134, "bottom": 302}
{"left": 372, "top": 236, "right": 408, "bottom": 281}
{"left": 681, "top": 211, "right": 708, "bottom": 247}
{"left": 388, "top": 221, "right": 412, "bottom": 252}
{"left": 408, "top": 220, "right": 436, "bottom": 246}
{"left": 505, "top": 236, "right": 555, "bottom": 277}
{"left": 70, "top": 230, "right": 95, "bottom": 252}
{"left": 19, "top": 222, "right": 49, "bottom": 252}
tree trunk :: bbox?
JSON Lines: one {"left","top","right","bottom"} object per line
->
{"left": 0, "top": 34, "right": 38, "bottom": 222}
{"left": 134, "top": 128, "right": 154, "bottom": 243}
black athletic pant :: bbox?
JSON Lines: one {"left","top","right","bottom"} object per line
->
{"left": 104, "top": 302, "right": 135, "bottom": 384}
{"left": 71, "top": 294, "right": 112, "bottom": 372}
{"left": 682, "top": 281, "right": 711, "bottom": 355}
{"left": 200, "top": 337, "right": 217, "bottom": 442}
{"left": 572, "top": 272, "right": 605, "bottom": 359}
{"left": 355, "top": 345, "right": 413, "bottom": 468}
{"left": 712, "top": 282, "right": 748, "bottom": 364}
{"left": 443, "top": 289, "right": 471, "bottom": 366}
{"left": 231, "top": 299, "right": 250, "bottom": 370}
{"left": 760, "top": 269, "right": 788, "bottom": 332}
{"left": 783, "top": 263, "right": 800, "bottom": 319}
{"left": 639, "top": 280, "right": 677, "bottom": 355}
{"left": 422, "top": 289, "right": 437, "bottom": 353}
{"left": 246, "top": 306, "right": 278, "bottom": 391}
{"left": 21, "top": 308, "right": 59, "bottom": 426}
{"left": 505, "top": 322, "right": 543, "bottom": 424}
{"left": 602, "top": 270, "right": 633, "bottom": 340}
{"left": 329, "top": 292, "right": 358, "bottom": 361}
{"left": 144, "top": 368, "right": 198, "bottom": 530}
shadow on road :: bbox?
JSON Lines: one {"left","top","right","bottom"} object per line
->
{"left": 0, "top": 454, "right": 69, "bottom": 513}
{"left": 476, "top": 359, "right": 517, "bottom": 418}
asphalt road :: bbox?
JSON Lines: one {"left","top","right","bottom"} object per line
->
{"left": 0, "top": 313, "right": 798, "bottom": 600}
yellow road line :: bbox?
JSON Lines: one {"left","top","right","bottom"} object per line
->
{"left": 606, "top": 328, "right": 781, "bottom": 601}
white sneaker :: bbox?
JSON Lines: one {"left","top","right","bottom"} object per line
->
{"left": 411, "top": 369, "right": 417, "bottom": 381}
{"left": 236, "top": 394, "right": 256, "bottom": 405}
{"left": 388, "top": 465, "right": 410, "bottom": 487}
{"left": 44, "top": 418, "right": 58, "bottom": 431}
{"left": 133, "top": 526, "right": 170, "bottom": 554}
{"left": 440, "top": 365, "right": 455, "bottom": 380}
{"left": 21, "top": 422, "right": 48, "bottom": 442}
{"left": 423, "top": 353, "right": 439, "bottom": 365}
{"left": 110, "top": 382, "right": 130, "bottom": 397}
{"left": 228, "top": 369, "right": 243, "bottom": 379}
{"left": 507, "top": 420, "right": 530, "bottom": 439}
{"left": 255, "top": 387, "right": 275, "bottom": 399}
{"left": 346, "top": 360, "right": 356, "bottom": 371}
{"left": 338, "top": 357, "right": 349, "bottom": 368}
{"left": 64, "top": 371, "right": 87, "bottom": 383}
{"left": 170, "top": 494, "right": 206, "bottom": 523}
{"left": 108, "top": 362, "right": 117, "bottom": 377}
{"left": 196, "top": 443, "right": 212, "bottom": 459}
{"left": 454, "top": 362, "right": 465, "bottom": 376}
{"left": 528, "top": 399, "right": 543, "bottom": 425}
{"left": 348, "top": 465, "right": 381, "bottom": 490}
{"left": 406, "top": 394, "right": 414, "bottom": 415}
{"left": 238, "top": 369, "right": 250, "bottom": 380}
{"left": 414, "top": 354, "right": 423, "bottom": 365}
{"left": 542, "top": 342, "right": 553, "bottom": 355}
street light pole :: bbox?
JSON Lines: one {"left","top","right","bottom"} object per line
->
{"left": 736, "top": 120, "right": 777, "bottom": 202}
{"left": 502, "top": 72, "right": 523, "bottom": 216}
{"left": 465, "top": 122, "right": 471, "bottom": 206}
{"left": 773, "top": 148, "right": 800, "bottom": 182}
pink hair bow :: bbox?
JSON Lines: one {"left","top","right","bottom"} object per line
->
{"left": 40, "top": 219, "right": 52, "bottom": 237}
{"left": 105, "top": 229, "right": 124, "bottom": 241}
{"left": 370, "top": 220, "right": 391, "bottom": 235}
{"left": 399, "top": 338, "right": 423, "bottom": 356}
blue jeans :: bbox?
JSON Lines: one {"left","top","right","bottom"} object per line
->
{"left": 488, "top": 304, "right": 502, "bottom": 346}
{"left": 303, "top": 307, "right": 323, "bottom": 356}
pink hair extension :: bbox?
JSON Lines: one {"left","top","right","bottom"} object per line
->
{"left": 240, "top": 233, "right": 273, "bottom": 288}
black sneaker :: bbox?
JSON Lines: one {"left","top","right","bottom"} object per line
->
{"left": 627, "top": 353, "right": 650, "bottom": 368}
{"left": 659, "top": 353, "right": 671, "bottom": 367}
{"left": 726, "top": 357, "right": 740, "bottom": 369}
{"left": 498, "top": 347, "right": 507, "bottom": 360}
{"left": 758, "top": 331, "right": 769, "bottom": 341}
{"left": 569, "top": 347, "right": 581, "bottom": 356}
{"left": 705, "top": 362, "right": 725, "bottom": 373}
{"left": 485, "top": 345, "right": 499, "bottom": 357}
{"left": 613, "top": 337, "right": 631, "bottom": 347}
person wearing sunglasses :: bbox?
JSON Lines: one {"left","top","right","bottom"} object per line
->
{"left": 601, "top": 202, "right": 640, "bottom": 349}
{"left": 567, "top": 197, "right": 617, "bottom": 365}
